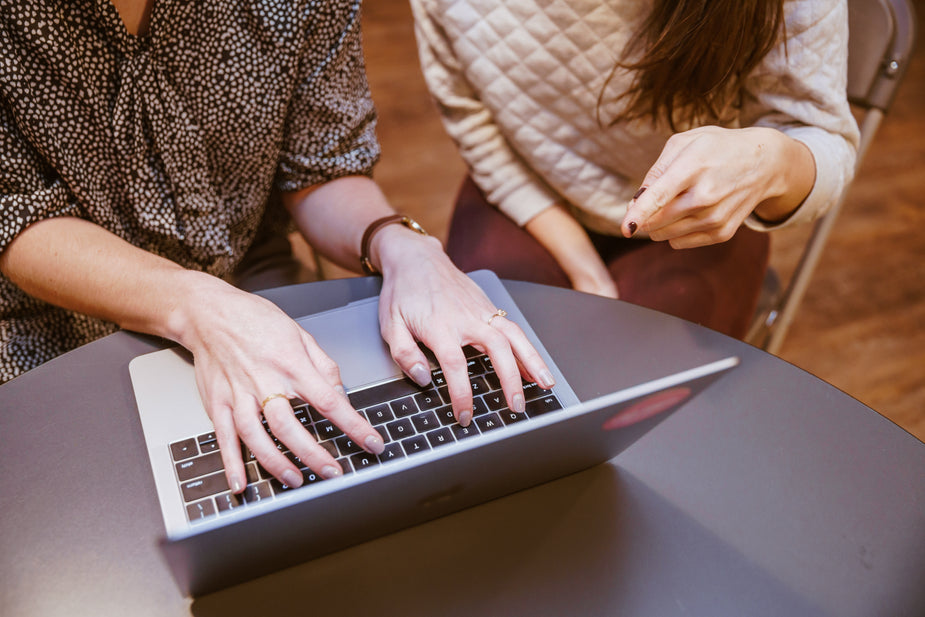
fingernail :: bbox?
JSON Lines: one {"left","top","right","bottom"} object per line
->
{"left": 364, "top": 434, "right": 385, "bottom": 455}
{"left": 513, "top": 393, "right": 525, "bottom": 413}
{"left": 458, "top": 410, "right": 472, "bottom": 427}
{"left": 231, "top": 476, "right": 244, "bottom": 494}
{"left": 540, "top": 370, "right": 556, "bottom": 388}
{"left": 633, "top": 186, "right": 647, "bottom": 200}
{"left": 321, "top": 465, "right": 342, "bottom": 480}
{"left": 409, "top": 363, "right": 432, "bottom": 387}
{"left": 281, "top": 469, "right": 303, "bottom": 488}
{"left": 334, "top": 384, "right": 346, "bottom": 396}
{"left": 627, "top": 221, "right": 638, "bottom": 236}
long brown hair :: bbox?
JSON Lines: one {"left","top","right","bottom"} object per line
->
{"left": 602, "top": 0, "right": 786, "bottom": 129}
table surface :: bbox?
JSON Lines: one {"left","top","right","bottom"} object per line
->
{"left": 2, "top": 277, "right": 923, "bottom": 617}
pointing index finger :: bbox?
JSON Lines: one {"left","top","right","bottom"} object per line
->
{"left": 623, "top": 186, "right": 650, "bottom": 237}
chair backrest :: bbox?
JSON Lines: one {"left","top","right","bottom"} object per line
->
{"left": 747, "top": 0, "right": 917, "bottom": 353}
{"left": 848, "top": 0, "right": 916, "bottom": 112}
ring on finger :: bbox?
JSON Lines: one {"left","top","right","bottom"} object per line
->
{"left": 487, "top": 309, "right": 508, "bottom": 327}
{"left": 260, "top": 392, "right": 289, "bottom": 411}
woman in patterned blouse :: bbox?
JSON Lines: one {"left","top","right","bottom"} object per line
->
{"left": 0, "top": 1, "right": 555, "bottom": 493}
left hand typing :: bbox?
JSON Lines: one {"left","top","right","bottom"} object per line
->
{"left": 621, "top": 126, "right": 815, "bottom": 248}
{"left": 371, "top": 224, "right": 557, "bottom": 427}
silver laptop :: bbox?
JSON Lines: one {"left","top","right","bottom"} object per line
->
{"left": 129, "top": 270, "right": 738, "bottom": 596}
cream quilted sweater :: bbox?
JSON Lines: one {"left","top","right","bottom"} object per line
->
{"left": 411, "top": 0, "right": 860, "bottom": 234}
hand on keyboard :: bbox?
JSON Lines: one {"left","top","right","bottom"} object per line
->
{"left": 372, "top": 232, "right": 557, "bottom": 427}
{"left": 176, "top": 274, "right": 384, "bottom": 495}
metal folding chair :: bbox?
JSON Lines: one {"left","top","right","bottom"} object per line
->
{"left": 746, "top": 0, "right": 917, "bottom": 353}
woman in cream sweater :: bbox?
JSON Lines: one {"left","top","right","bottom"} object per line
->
{"left": 411, "top": 0, "right": 858, "bottom": 337}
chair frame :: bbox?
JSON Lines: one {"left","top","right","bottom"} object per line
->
{"left": 746, "top": 0, "right": 917, "bottom": 353}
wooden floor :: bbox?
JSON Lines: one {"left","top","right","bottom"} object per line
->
{"left": 349, "top": 0, "right": 925, "bottom": 442}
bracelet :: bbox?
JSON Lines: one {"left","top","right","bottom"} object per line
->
{"left": 359, "top": 214, "right": 429, "bottom": 274}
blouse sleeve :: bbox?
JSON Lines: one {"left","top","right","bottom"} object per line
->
{"left": 410, "top": 0, "right": 560, "bottom": 226}
{"left": 740, "top": 0, "right": 860, "bottom": 231}
{"left": 274, "top": 0, "right": 381, "bottom": 193}
{"left": 0, "top": 98, "right": 83, "bottom": 256}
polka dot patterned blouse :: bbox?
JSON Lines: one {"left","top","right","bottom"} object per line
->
{"left": 0, "top": 0, "right": 380, "bottom": 382}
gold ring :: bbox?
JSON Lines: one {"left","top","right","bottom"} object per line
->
{"left": 487, "top": 309, "right": 508, "bottom": 327}
{"left": 260, "top": 393, "right": 289, "bottom": 410}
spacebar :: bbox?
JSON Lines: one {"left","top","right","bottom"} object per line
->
{"left": 348, "top": 377, "right": 422, "bottom": 410}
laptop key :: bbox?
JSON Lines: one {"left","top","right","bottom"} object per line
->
{"left": 197, "top": 432, "right": 219, "bottom": 453}
{"left": 348, "top": 377, "right": 421, "bottom": 410}
{"left": 470, "top": 376, "right": 489, "bottom": 395}
{"left": 386, "top": 417, "right": 414, "bottom": 441}
{"left": 350, "top": 452, "right": 380, "bottom": 471}
{"left": 215, "top": 492, "right": 244, "bottom": 513}
{"left": 426, "top": 427, "right": 455, "bottom": 448}
{"left": 401, "top": 434, "right": 430, "bottom": 455}
{"left": 466, "top": 357, "right": 485, "bottom": 377}
{"left": 271, "top": 468, "right": 322, "bottom": 493}
{"left": 378, "top": 442, "right": 405, "bottom": 463}
{"left": 483, "top": 391, "right": 507, "bottom": 412}
{"left": 451, "top": 423, "right": 480, "bottom": 440}
{"left": 175, "top": 451, "right": 224, "bottom": 482}
{"left": 414, "top": 390, "right": 443, "bottom": 411}
{"left": 525, "top": 396, "right": 562, "bottom": 417}
{"left": 374, "top": 424, "right": 391, "bottom": 444}
{"left": 187, "top": 499, "right": 216, "bottom": 523}
{"left": 472, "top": 397, "right": 491, "bottom": 417}
{"left": 170, "top": 438, "right": 199, "bottom": 462}
{"left": 181, "top": 471, "right": 229, "bottom": 502}
{"left": 390, "top": 396, "right": 418, "bottom": 418}
{"left": 335, "top": 436, "right": 363, "bottom": 457}
{"left": 336, "top": 457, "right": 355, "bottom": 475}
{"left": 318, "top": 440, "right": 338, "bottom": 458}
{"left": 474, "top": 413, "right": 504, "bottom": 433}
{"left": 522, "top": 381, "right": 554, "bottom": 401}
{"left": 365, "top": 403, "right": 394, "bottom": 425}
{"left": 314, "top": 420, "right": 344, "bottom": 440}
{"left": 411, "top": 410, "right": 440, "bottom": 433}
{"left": 499, "top": 410, "right": 529, "bottom": 426}
{"left": 243, "top": 481, "right": 273, "bottom": 504}
{"left": 436, "top": 405, "right": 456, "bottom": 426}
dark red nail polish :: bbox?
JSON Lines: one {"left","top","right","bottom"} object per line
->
{"left": 633, "top": 186, "right": 647, "bottom": 200}
{"left": 627, "top": 221, "right": 638, "bottom": 236}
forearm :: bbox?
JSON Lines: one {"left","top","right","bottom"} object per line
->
{"left": 283, "top": 175, "right": 443, "bottom": 273}
{"left": 0, "top": 216, "right": 213, "bottom": 345}
{"left": 525, "top": 205, "right": 617, "bottom": 297}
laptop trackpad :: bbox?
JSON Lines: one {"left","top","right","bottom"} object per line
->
{"left": 295, "top": 297, "right": 402, "bottom": 390}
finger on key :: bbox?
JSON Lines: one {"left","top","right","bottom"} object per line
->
{"left": 478, "top": 325, "right": 526, "bottom": 414}
{"left": 261, "top": 395, "right": 344, "bottom": 483}
{"left": 294, "top": 376, "right": 385, "bottom": 458}
{"left": 490, "top": 316, "right": 556, "bottom": 391}
{"left": 432, "top": 342, "right": 474, "bottom": 426}
{"left": 211, "top": 403, "right": 248, "bottom": 494}
{"left": 240, "top": 396, "right": 313, "bottom": 487}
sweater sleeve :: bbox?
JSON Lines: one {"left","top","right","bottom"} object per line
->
{"left": 410, "top": 0, "right": 560, "bottom": 226}
{"left": 740, "top": 0, "right": 860, "bottom": 231}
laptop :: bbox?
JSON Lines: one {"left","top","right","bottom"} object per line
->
{"left": 129, "top": 270, "right": 738, "bottom": 596}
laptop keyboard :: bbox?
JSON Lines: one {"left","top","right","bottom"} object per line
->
{"left": 169, "top": 348, "right": 563, "bottom": 524}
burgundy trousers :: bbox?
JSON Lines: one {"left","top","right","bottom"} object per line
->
{"left": 446, "top": 177, "right": 769, "bottom": 339}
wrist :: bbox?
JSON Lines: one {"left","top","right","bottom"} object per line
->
{"left": 371, "top": 224, "right": 445, "bottom": 276}
{"left": 161, "top": 270, "right": 231, "bottom": 349}
{"left": 751, "top": 128, "right": 815, "bottom": 223}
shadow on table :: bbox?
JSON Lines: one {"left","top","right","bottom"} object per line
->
{"left": 191, "top": 463, "right": 817, "bottom": 617}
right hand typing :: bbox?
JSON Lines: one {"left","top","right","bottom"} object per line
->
{"left": 175, "top": 272, "right": 384, "bottom": 493}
